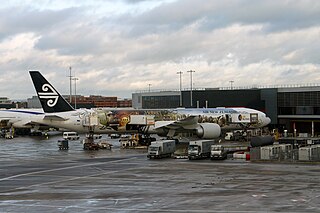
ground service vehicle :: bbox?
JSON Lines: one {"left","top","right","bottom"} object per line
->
{"left": 57, "top": 139, "right": 69, "bottom": 150}
{"left": 210, "top": 145, "right": 228, "bottom": 160}
{"left": 63, "top": 132, "right": 80, "bottom": 140}
{"left": 188, "top": 140, "right": 215, "bottom": 160}
{"left": 147, "top": 140, "right": 176, "bottom": 159}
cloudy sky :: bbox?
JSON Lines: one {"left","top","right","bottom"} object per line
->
{"left": 0, "top": 0, "right": 319, "bottom": 100}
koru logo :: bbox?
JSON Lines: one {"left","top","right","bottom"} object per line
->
{"left": 38, "top": 84, "right": 59, "bottom": 107}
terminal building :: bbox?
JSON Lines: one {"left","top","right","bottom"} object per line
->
{"left": 132, "top": 85, "right": 320, "bottom": 136}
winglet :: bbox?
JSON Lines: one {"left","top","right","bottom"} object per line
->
{"left": 29, "top": 71, "right": 75, "bottom": 113}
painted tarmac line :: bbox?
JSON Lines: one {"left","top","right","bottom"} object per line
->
{"left": 0, "top": 202, "right": 302, "bottom": 213}
{"left": 0, "top": 157, "right": 137, "bottom": 182}
{"left": 3, "top": 158, "right": 154, "bottom": 192}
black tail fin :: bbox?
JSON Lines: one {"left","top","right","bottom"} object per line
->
{"left": 29, "top": 71, "right": 75, "bottom": 113}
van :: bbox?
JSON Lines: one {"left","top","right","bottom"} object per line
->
{"left": 63, "top": 132, "right": 80, "bottom": 140}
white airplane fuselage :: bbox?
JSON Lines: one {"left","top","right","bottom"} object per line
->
{"left": 27, "top": 107, "right": 271, "bottom": 134}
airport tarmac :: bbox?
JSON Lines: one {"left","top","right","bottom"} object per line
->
{"left": 0, "top": 134, "right": 319, "bottom": 213}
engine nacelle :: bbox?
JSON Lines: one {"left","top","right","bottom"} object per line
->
{"left": 196, "top": 123, "right": 221, "bottom": 139}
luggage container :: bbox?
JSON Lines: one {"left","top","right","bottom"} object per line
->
{"left": 299, "top": 145, "right": 320, "bottom": 161}
{"left": 260, "top": 145, "right": 281, "bottom": 160}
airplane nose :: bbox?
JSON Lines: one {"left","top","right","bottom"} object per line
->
{"left": 265, "top": 117, "right": 271, "bottom": 125}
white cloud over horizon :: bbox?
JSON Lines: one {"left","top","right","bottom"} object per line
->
{"left": 0, "top": 0, "right": 319, "bottom": 100}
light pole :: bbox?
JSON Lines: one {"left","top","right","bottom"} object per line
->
{"left": 187, "top": 70, "right": 195, "bottom": 107}
{"left": 68, "top": 66, "right": 73, "bottom": 103}
{"left": 148, "top": 84, "right": 152, "bottom": 92}
{"left": 73, "top": 77, "right": 79, "bottom": 109}
{"left": 229, "top": 80, "right": 234, "bottom": 90}
{"left": 177, "top": 71, "right": 183, "bottom": 106}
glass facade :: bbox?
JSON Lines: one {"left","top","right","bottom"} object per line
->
{"left": 142, "top": 95, "right": 180, "bottom": 109}
{"left": 278, "top": 91, "right": 320, "bottom": 115}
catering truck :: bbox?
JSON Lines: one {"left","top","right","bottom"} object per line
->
{"left": 147, "top": 140, "right": 176, "bottom": 159}
{"left": 188, "top": 140, "right": 215, "bottom": 160}
{"left": 210, "top": 144, "right": 228, "bottom": 160}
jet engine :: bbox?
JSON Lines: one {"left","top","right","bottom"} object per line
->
{"left": 195, "top": 123, "right": 221, "bottom": 139}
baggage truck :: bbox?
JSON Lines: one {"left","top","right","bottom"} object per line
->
{"left": 188, "top": 140, "right": 215, "bottom": 160}
{"left": 210, "top": 144, "right": 228, "bottom": 160}
{"left": 147, "top": 140, "right": 176, "bottom": 159}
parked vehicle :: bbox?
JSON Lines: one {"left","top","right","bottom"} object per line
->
{"left": 57, "top": 139, "right": 69, "bottom": 150}
{"left": 98, "top": 141, "right": 113, "bottom": 150}
{"left": 188, "top": 140, "right": 215, "bottom": 160}
{"left": 210, "top": 145, "right": 227, "bottom": 160}
{"left": 86, "top": 133, "right": 102, "bottom": 139}
{"left": 63, "top": 132, "right": 80, "bottom": 140}
{"left": 147, "top": 140, "right": 176, "bottom": 159}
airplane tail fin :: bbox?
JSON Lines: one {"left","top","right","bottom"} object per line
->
{"left": 29, "top": 71, "right": 75, "bottom": 113}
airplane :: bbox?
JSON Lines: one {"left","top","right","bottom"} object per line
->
{"left": 28, "top": 70, "right": 271, "bottom": 140}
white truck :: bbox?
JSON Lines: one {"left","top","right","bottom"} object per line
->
{"left": 147, "top": 140, "right": 176, "bottom": 159}
{"left": 210, "top": 145, "right": 228, "bottom": 160}
{"left": 188, "top": 140, "right": 215, "bottom": 160}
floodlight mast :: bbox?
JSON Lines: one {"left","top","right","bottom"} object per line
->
{"left": 187, "top": 70, "right": 195, "bottom": 107}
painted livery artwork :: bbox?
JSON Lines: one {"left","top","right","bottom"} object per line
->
{"left": 96, "top": 108, "right": 261, "bottom": 131}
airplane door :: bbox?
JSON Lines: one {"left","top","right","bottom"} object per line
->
{"left": 250, "top": 113, "right": 258, "bottom": 123}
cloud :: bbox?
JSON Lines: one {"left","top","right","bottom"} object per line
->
{"left": 118, "top": 0, "right": 320, "bottom": 36}
{"left": 0, "top": 7, "right": 79, "bottom": 40}
{"left": 0, "top": 0, "right": 319, "bottom": 100}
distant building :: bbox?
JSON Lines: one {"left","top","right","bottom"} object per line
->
{"left": 0, "top": 97, "right": 15, "bottom": 109}
{"left": 117, "top": 98, "right": 132, "bottom": 107}
{"left": 27, "top": 95, "right": 132, "bottom": 109}
{"left": 65, "top": 95, "right": 132, "bottom": 108}
{"left": 132, "top": 91, "right": 180, "bottom": 109}
{"left": 27, "top": 96, "right": 42, "bottom": 108}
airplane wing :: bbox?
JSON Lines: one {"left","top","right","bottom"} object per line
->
{"left": 43, "top": 115, "right": 69, "bottom": 121}
{"left": 155, "top": 115, "right": 199, "bottom": 130}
